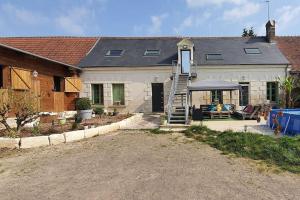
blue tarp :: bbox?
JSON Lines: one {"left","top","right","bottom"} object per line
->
{"left": 269, "top": 109, "right": 300, "bottom": 136}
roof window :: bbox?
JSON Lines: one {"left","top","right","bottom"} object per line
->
{"left": 244, "top": 48, "right": 261, "bottom": 54}
{"left": 106, "top": 50, "right": 124, "bottom": 57}
{"left": 144, "top": 49, "right": 160, "bottom": 56}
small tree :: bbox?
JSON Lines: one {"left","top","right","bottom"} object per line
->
{"left": 242, "top": 27, "right": 257, "bottom": 37}
{"left": 277, "top": 76, "right": 300, "bottom": 108}
{"left": 0, "top": 89, "right": 41, "bottom": 135}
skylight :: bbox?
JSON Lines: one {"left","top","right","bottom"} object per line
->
{"left": 106, "top": 50, "right": 124, "bottom": 57}
{"left": 244, "top": 48, "right": 261, "bottom": 54}
{"left": 144, "top": 49, "right": 160, "bottom": 56}
{"left": 206, "top": 54, "right": 223, "bottom": 60}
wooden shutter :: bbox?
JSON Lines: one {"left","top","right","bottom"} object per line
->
{"left": 65, "top": 77, "right": 82, "bottom": 92}
{"left": 11, "top": 68, "right": 32, "bottom": 90}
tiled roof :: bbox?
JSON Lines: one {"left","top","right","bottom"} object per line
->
{"left": 276, "top": 36, "right": 300, "bottom": 72}
{"left": 79, "top": 37, "right": 288, "bottom": 67}
{"left": 0, "top": 37, "right": 98, "bottom": 66}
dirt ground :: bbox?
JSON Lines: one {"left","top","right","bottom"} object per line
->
{"left": 0, "top": 130, "right": 299, "bottom": 200}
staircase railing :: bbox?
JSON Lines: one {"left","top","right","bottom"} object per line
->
{"left": 185, "top": 79, "right": 191, "bottom": 124}
{"left": 167, "top": 63, "right": 180, "bottom": 123}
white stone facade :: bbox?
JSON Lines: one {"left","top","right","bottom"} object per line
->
{"left": 80, "top": 64, "right": 288, "bottom": 113}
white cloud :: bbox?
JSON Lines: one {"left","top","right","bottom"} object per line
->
{"left": 174, "top": 12, "right": 211, "bottom": 34}
{"left": 1, "top": 3, "right": 46, "bottom": 25}
{"left": 186, "top": 0, "right": 245, "bottom": 8}
{"left": 223, "top": 2, "right": 261, "bottom": 21}
{"left": 55, "top": 7, "right": 90, "bottom": 35}
{"left": 134, "top": 13, "right": 168, "bottom": 35}
{"left": 147, "top": 14, "right": 168, "bottom": 34}
{"left": 276, "top": 5, "right": 300, "bottom": 34}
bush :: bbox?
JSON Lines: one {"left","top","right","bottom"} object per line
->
{"left": 183, "top": 126, "right": 300, "bottom": 173}
{"left": 75, "top": 98, "right": 91, "bottom": 110}
{"left": 94, "top": 107, "right": 104, "bottom": 116}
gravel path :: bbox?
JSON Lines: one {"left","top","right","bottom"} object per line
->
{"left": 0, "top": 130, "right": 299, "bottom": 200}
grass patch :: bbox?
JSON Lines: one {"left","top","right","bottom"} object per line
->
{"left": 184, "top": 125, "right": 300, "bottom": 173}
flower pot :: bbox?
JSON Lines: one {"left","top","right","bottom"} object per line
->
{"left": 78, "top": 109, "right": 93, "bottom": 120}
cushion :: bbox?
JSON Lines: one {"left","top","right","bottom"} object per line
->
{"left": 244, "top": 105, "right": 254, "bottom": 113}
{"left": 208, "top": 105, "right": 216, "bottom": 111}
{"left": 216, "top": 104, "right": 222, "bottom": 112}
{"left": 222, "top": 104, "right": 231, "bottom": 111}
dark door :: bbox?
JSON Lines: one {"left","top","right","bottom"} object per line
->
{"left": 239, "top": 82, "right": 249, "bottom": 106}
{"left": 152, "top": 83, "right": 164, "bottom": 112}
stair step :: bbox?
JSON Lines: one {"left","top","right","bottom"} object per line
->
{"left": 171, "top": 116, "right": 185, "bottom": 119}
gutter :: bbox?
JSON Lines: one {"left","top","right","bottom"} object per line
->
{"left": 0, "top": 42, "right": 81, "bottom": 71}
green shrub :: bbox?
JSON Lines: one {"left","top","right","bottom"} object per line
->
{"left": 75, "top": 98, "right": 91, "bottom": 110}
{"left": 94, "top": 107, "right": 104, "bottom": 116}
{"left": 183, "top": 126, "right": 300, "bottom": 173}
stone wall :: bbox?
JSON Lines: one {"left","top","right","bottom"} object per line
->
{"left": 80, "top": 65, "right": 287, "bottom": 112}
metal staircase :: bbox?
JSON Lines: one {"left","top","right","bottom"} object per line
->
{"left": 167, "top": 64, "right": 189, "bottom": 124}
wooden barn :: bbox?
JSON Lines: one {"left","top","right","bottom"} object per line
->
{"left": 0, "top": 37, "right": 98, "bottom": 112}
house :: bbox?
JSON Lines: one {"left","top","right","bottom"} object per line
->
{"left": 0, "top": 37, "right": 97, "bottom": 112}
{"left": 0, "top": 20, "right": 294, "bottom": 124}
{"left": 78, "top": 20, "right": 289, "bottom": 124}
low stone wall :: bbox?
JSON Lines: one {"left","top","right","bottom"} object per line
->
{"left": 0, "top": 113, "right": 143, "bottom": 149}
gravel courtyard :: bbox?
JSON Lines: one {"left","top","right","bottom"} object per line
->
{"left": 0, "top": 130, "right": 299, "bottom": 200}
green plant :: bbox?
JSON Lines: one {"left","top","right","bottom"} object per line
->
{"left": 94, "top": 107, "right": 104, "bottom": 116}
{"left": 32, "top": 121, "right": 41, "bottom": 136}
{"left": 277, "top": 76, "right": 300, "bottom": 108}
{"left": 183, "top": 126, "right": 300, "bottom": 173}
{"left": 75, "top": 98, "right": 92, "bottom": 110}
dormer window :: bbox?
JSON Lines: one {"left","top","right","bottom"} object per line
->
{"left": 244, "top": 48, "right": 261, "bottom": 54}
{"left": 144, "top": 49, "right": 160, "bottom": 56}
{"left": 105, "top": 50, "right": 124, "bottom": 57}
{"left": 206, "top": 54, "right": 223, "bottom": 60}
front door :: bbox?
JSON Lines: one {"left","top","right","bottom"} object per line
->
{"left": 239, "top": 82, "right": 249, "bottom": 106}
{"left": 181, "top": 50, "right": 190, "bottom": 74}
{"left": 152, "top": 83, "right": 164, "bottom": 112}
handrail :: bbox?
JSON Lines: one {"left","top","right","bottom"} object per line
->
{"left": 167, "top": 63, "right": 180, "bottom": 123}
{"left": 185, "top": 78, "right": 191, "bottom": 124}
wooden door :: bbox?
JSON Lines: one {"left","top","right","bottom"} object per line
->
{"left": 152, "top": 83, "right": 164, "bottom": 112}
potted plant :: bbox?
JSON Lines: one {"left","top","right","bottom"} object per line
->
{"left": 76, "top": 98, "right": 93, "bottom": 120}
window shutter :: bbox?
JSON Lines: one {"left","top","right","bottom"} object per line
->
{"left": 11, "top": 68, "right": 32, "bottom": 90}
{"left": 65, "top": 77, "right": 82, "bottom": 92}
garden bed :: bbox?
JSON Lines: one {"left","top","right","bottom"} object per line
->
{"left": 0, "top": 114, "right": 131, "bottom": 138}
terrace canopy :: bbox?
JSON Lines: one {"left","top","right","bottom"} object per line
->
{"left": 188, "top": 80, "right": 241, "bottom": 91}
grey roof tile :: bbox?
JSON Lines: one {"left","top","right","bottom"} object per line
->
{"left": 78, "top": 37, "right": 289, "bottom": 67}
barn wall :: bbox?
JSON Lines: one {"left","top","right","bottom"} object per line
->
{"left": 0, "top": 46, "right": 79, "bottom": 112}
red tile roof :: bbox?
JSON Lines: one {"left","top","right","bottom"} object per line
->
{"left": 276, "top": 36, "right": 300, "bottom": 72}
{"left": 0, "top": 37, "right": 98, "bottom": 66}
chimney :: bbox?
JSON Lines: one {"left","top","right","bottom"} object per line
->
{"left": 266, "top": 20, "right": 275, "bottom": 43}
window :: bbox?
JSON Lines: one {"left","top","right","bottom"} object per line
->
{"left": 53, "top": 76, "right": 62, "bottom": 92}
{"left": 144, "top": 49, "right": 160, "bottom": 56}
{"left": 206, "top": 54, "right": 223, "bottom": 60}
{"left": 181, "top": 50, "right": 190, "bottom": 74}
{"left": 244, "top": 48, "right": 261, "bottom": 54}
{"left": 92, "top": 84, "right": 104, "bottom": 105}
{"left": 239, "top": 82, "right": 249, "bottom": 106}
{"left": 267, "top": 82, "right": 278, "bottom": 102}
{"left": 211, "top": 90, "right": 223, "bottom": 104}
{"left": 112, "top": 84, "right": 125, "bottom": 105}
{"left": 105, "top": 50, "right": 124, "bottom": 57}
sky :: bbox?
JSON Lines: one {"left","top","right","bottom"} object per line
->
{"left": 1, "top": 0, "right": 300, "bottom": 37}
